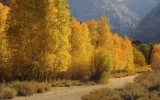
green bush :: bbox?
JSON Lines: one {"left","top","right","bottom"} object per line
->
{"left": 90, "top": 50, "right": 113, "bottom": 81}
{"left": 10, "top": 81, "right": 35, "bottom": 96}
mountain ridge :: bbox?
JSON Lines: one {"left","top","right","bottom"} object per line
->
{"left": 68, "top": 0, "right": 140, "bottom": 36}
{"left": 123, "top": 0, "right": 160, "bottom": 19}
{"left": 131, "top": 3, "right": 160, "bottom": 43}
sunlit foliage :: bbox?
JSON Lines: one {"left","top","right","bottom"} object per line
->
{"left": 112, "top": 34, "right": 134, "bottom": 72}
{"left": 133, "top": 47, "right": 146, "bottom": 67}
{"left": 0, "top": 3, "right": 9, "bottom": 81}
{"left": 6, "top": 0, "right": 71, "bottom": 81}
{"left": 151, "top": 44, "right": 160, "bottom": 70}
{"left": 90, "top": 49, "right": 113, "bottom": 80}
{"left": 0, "top": 0, "right": 154, "bottom": 82}
{"left": 69, "top": 18, "right": 93, "bottom": 80}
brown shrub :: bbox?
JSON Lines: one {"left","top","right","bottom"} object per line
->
{"left": 118, "top": 83, "right": 149, "bottom": 100}
{"left": 10, "top": 81, "right": 35, "bottom": 96}
{"left": 82, "top": 88, "right": 121, "bottom": 100}
{"left": 0, "top": 86, "right": 17, "bottom": 99}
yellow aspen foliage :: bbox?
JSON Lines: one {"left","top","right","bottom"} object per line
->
{"left": 0, "top": 0, "right": 138, "bottom": 81}
{"left": 133, "top": 47, "right": 146, "bottom": 67}
{"left": 6, "top": 0, "right": 48, "bottom": 80}
{"left": 53, "top": 0, "right": 71, "bottom": 73}
{"left": 123, "top": 36, "right": 134, "bottom": 71}
{"left": 112, "top": 34, "right": 134, "bottom": 72}
{"left": 0, "top": 3, "right": 9, "bottom": 32}
{"left": 6, "top": 0, "right": 71, "bottom": 80}
{"left": 70, "top": 18, "right": 93, "bottom": 79}
{"left": 97, "top": 17, "right": 113, "bottom": 51}
{"left": 0, "top": 3, "right": 10, "bottom": 80}
{"left": 44, "top": 1, "right": 58, "bottom": 74}
{"left": 87, "top": 20, "right": 99, "bottom": 48}
{"left": 112, "top": 34, "right": 125, "bottom": 71}
{"left": 86, "top": 17, "right": 135, "bottom": 73}
{"left": 151, "top": 44, "right": 160, "bottom": 70}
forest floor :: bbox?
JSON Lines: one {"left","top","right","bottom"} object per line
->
{"left": 13, "top": 75, "right": 138, "bottom": 100}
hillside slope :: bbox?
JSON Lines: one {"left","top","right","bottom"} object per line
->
{"left": 132, "top": 3, "right": 160, "bottom": 43}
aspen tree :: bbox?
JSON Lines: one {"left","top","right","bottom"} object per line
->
{"left": 53, "top": 0, "right": 71, "bottom": 73}
{"left": 97, "top": 17, "right": 113, "bottom": 51}
{"left": 0, "top": 3, "right": 9, "bottom": 80}
{"left": 151, "top": 44, "right": 160, "bottom": 69}
{"left": 123, "top": 36, "right": 134, "bottom": 71}
{"left": 70, "top": 18, "right": 93, "bottom": 79}
{"left": 87, "top": 20, "right": 99, "bottom": 48}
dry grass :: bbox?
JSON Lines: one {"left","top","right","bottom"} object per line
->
{"left": 51, "top": 79, "right": 93, "bottom": 87}
{"left": 134, "top": 65, "right": 152, "bottom": 73}
{"left": 111, "top": 73, "right": 135, "bottom": 78}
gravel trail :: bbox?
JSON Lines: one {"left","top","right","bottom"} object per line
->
{"left": 14, "top": 75, "right": 138, "bottom": 100}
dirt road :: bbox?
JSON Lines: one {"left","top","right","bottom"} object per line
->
{"left": 14, "top": 75, "right": 138, "bottom": 100}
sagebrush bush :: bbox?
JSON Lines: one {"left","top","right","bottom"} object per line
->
{"left": 82, "top": 72, "right": 160, "bottom": 100}
{"left": 10, "top": 81, "right": 35, "bottom": 96}
{"left": 82, "top": 88, "right": 121, "bottom": 100}
{"left": 118, "top": 83, "right": 149, "bottom": 100}
{"left": 135, "top": 72, "right": 160, "bottom": 90}
{"left": 34, "top": 82, "right": 51, "bottom": 93}
{"left": 149, "top": 90, "right": 160, "bottom": 99}
{"left": 0, "top": 81, "right": 53, "bottom": 99}
{"left": 36, "top": 83, "right": 46, "bottom": 93}
{"left": 44, "top": 83, "right": 52, "bottom": 91}
{"left": 3, "top": 87, "right": 17, "bottom": 99}
{"left": 0, "top": 86, "right": 17, "bottom": 99}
